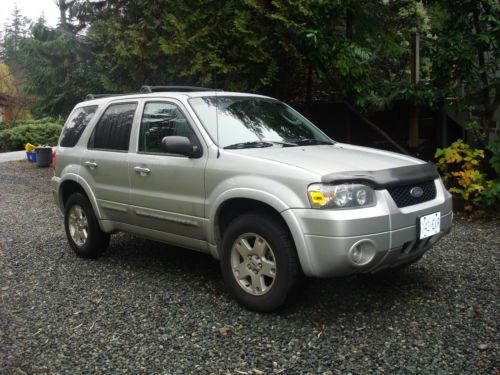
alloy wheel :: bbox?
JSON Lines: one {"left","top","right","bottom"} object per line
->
{"left": 230, "top": 233, "right": 277, "bottom": 296}
{"left": 68, "top": 204, "right": 89, "bottom": 247}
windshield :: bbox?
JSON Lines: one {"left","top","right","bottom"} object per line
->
{"left": 189, "top": 97, "right": 332, "bottom": 148}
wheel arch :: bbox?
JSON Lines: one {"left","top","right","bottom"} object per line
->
{"left": 215, "top": 198, "right": 290, "bottom": 245}
{"left": 58, "top": 175, "right": 102, "bottom": 219}
{"left": 209, "top": 191, "right": 314, "bottom": 275}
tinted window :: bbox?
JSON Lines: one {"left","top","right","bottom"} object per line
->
{"left": 60, "top": 106, "right": 98, "bottom": 147}
{"left": 88, "top": 103, "right": 137, "bottom": 151}
{"left": 138, "top": 102, "right": 196, "bottom": 153}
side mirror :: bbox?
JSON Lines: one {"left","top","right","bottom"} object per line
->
{"left": 161, "top": 136, "right": 195, "bottom": 157}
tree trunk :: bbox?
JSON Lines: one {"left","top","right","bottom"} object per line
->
{"left": 472, "top": 5, "right": 494, "bottom": 139}
{"left": 346, "top": 5, "right": 353, "bottom": 40}
{"left": 58, "top": 0, "right": 68, "bottom": 27}
{"left": 409, "top": 32, "right": 420, "bottom": 149}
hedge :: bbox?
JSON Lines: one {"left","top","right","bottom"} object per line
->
{"left": 0, "top": 122, "right": 63, "bottom": 152}
{"left": 7, "top": 116, "right": 63, "bottom": 127}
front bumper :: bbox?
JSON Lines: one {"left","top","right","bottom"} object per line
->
{"left": 288, "top": 178, "right": 453, "bottom": 277}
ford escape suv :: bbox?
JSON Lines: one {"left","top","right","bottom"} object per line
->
{"left": 52, "top": 86, "right": 452, "bottom": 312}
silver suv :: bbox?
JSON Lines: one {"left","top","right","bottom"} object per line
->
{"left": 52, "top": 86, "right": 452, "bottom": 312}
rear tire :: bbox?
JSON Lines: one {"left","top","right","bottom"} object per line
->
{"left": 220, "top": 213, "right": 301, "bottom": 312}
{"left": 64, "top": 193, "right": 110, "bottom": 259}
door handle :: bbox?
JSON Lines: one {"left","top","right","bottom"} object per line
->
{"left": 134, "top": 166, "right": 151, "bottom": 175}
{"left": 84, "top": 161, "right": 98, "bottom": 169}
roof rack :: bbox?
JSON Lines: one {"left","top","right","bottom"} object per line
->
{"left": 139, "top": 85, "right": 221, "bottom": 93}
{"left": 85, "top": 93, "right": 124, "bottom": 100}
{"left": 85, "top": 86, "right": 222, "bottom": 101}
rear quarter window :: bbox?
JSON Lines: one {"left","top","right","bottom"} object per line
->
{"left": 60, "top": 105, "right": 98, "bottom": 147}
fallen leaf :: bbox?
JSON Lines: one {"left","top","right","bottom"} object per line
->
{"left": 410, "top": 326, "right": 417, "bottom": 336}
{"left": 219, "top": 325, "right": 230, "bottom": 336}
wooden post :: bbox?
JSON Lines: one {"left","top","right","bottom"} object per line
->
{"left": 438, "top": 100, "right": 448, "bottom": 147}
{"left": 345, "top": 105, "right": 351, "bottom": 143}
{"left": 305, "top": 65, "right": 312, "bottom": 109}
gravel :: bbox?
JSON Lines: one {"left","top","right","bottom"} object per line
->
{"left": 0, "top": 160, "right": 498, "bottom": 374}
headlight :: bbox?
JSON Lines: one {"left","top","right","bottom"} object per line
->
{"left": 307, "top": 183, "right": 376, "bottom": 209}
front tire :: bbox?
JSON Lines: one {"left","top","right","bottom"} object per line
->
{"left": 220, "top": 213, "right": 301, "bottom": 312}
{"left": 64, "top": 193, "right": 110, "bottom": 258}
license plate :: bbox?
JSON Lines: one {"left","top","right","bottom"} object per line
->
{"left": 419, "top": 212, "right": 441, "bottom": 239}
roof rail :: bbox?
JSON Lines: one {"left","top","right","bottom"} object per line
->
{"left": 85, "top": 93, "right": 124, "bottom": 100}
{"left": 139, "top": 85, "right": 221, "bottom": 93}
{"left": 85, "top": 86, "right": 221, "bottom": 101}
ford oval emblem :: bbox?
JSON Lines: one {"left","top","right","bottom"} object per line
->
{"left": 410, "top": 186, "right": 424, "bottom": 198}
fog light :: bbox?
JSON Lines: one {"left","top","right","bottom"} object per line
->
{"left": 348, "top": 239, "right": 376, "bottom": 266}
{"left": 351, "top": 245, "right": 362, "bottom": 263}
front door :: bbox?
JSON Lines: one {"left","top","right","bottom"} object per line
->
{"left": 128, "top": 100, "right": 207, "bottom": 240}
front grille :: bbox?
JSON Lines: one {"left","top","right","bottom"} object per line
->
{"left": 387, "top": 180, "right": 436, "bottom": 208}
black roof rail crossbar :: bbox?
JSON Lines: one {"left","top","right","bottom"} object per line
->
{"left": 140, "top": 85, "right": 221, "bottom": 93}
{"left": 85, "top": 93, "right": 125, "bottom": 100}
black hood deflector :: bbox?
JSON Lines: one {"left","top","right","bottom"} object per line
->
{"left": 321, "top": 162, "right": 439, "bottom": 189}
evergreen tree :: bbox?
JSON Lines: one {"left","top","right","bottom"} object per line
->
{"left": 20, "top": 14, "right": 102, "bottom": 116}
{"left": 0, "top": 5, "right": 30, "bottom": 89}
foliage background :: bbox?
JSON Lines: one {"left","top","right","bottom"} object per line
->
{"left": 0, "top": 0, "right": 497, "bottom": 128}
{"left": 0, "top": 0, "right": 498, "bottom": 210}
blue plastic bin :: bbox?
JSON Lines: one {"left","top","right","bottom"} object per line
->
{"left": 26, "top": 151, "right": 37, "bottom": 163}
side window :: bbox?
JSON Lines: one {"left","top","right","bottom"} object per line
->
{"left": 88, "top": 102, "right": 137, "bottom": 151}
{"left": 138, "top": 102, "right": 197, "bottom": 154}
{"left": 60, "top": 105, "right": 98, "bottom": 147}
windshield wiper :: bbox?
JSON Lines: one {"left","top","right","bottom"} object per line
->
{"left": 267, "top": 141, "right": 298, "bottom": 147}
{"left": 296, "top": 139, "right": 334, "bottom": 146}
{"left": 224, "top": 141, "right": 273, "bottom": 149}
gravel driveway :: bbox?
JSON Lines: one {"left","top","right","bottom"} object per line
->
{"left": 0, "top": 161, "right": 498, "bottom": 374}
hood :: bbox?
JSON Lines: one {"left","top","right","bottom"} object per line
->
{"left": 231, "top": 143, "right": 423, "bottom": 176}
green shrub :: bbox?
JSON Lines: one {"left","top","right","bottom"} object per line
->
{"left": 0, "top": 122, "right": 63, "bottom": 152}
{"left": 476, "top": 139, "right": 500, "bottom": 210}
{"left": 435, "top": 139, "right": 486, "bottom": 211}
{"left": 478, "top": 180, "right": 500, "bottom": 209}
{"left": 435, "top": 139, "right": 499, "bottom": 213}
{"left": 487, "top": 138, "right": 500, "bottom": 175}
{"left": 6, "top": 116, "right": 65, "bottom": 128}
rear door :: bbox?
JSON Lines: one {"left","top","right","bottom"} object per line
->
{"left": 128, "top": 99, "right": 207, "bottom": 240}
{"left": 79, "top": 100, "right": 139, "bottom": 223}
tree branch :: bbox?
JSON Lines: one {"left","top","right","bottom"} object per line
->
{"left": 342, "top": 101, "right": 410, "bottom": 155}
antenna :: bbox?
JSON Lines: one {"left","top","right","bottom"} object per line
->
{"left": 215, "top": 76, "right": 220, "bottom": 158}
